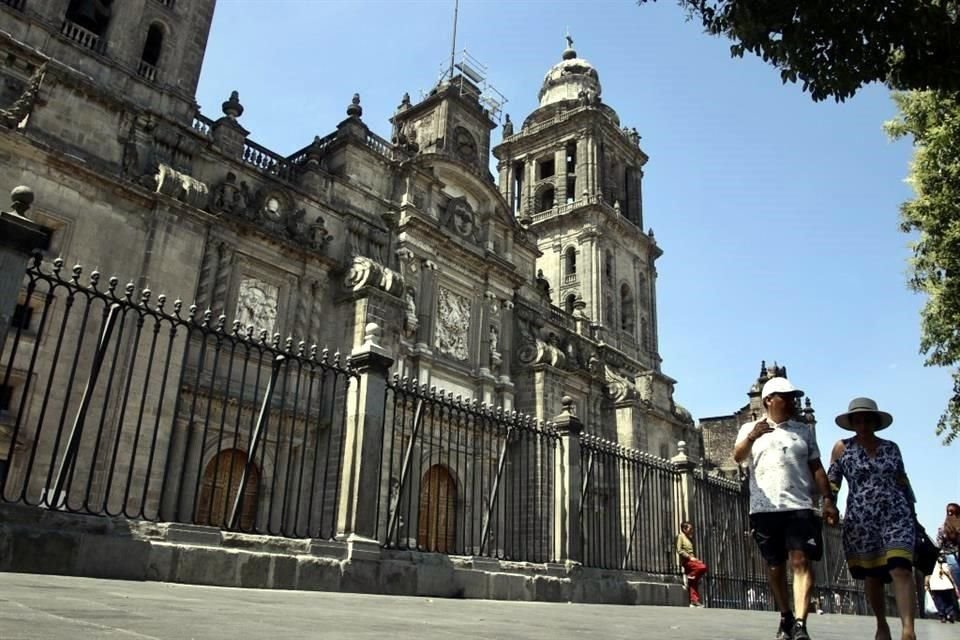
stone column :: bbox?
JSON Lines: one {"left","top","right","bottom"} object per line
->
{"left": 552, "top": 396, "right": 583, "bottom": 563}
{"left": 0, "top": 187, "right": 51, "bottom": 357}
{"left": 338, "top": 323, "right": 394, "bottom": 541}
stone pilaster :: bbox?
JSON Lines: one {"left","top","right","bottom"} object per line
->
{"left": 552, "top": 396, "right": 582, "bottom": 563}
{"left": 670, "top": 441, "right": 698, "bottom": 525}
{"left": 0, "top": 187, "right": 51, "bottom": 358}
{"left": 415, "top": 260, "right": 437, "bottom": 352}
{"left": 338, "top": 323, "right": 394, "bottom": 541}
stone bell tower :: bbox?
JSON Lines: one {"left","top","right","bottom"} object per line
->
{"left": 493, "top": 37, "right": 662, "bottom": 373}
{"left": 0, "top": 0, "right": 216, "bottom": 124}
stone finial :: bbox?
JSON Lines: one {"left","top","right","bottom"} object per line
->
{"left": 397, "top": 92, "right": 411, "bottom": 111}
{"left": 222, "top": 90, "right": 244, "bottom": 119}
{"left": 647, "top": 228, "right": 655, "bottom": 240}
{"left": 347, "top": 93, "right": 363, "bottom": 118}
{"left": 677, "top": 440, "right": 687, "bottom": 456}
{"left": 10, "top": 185, "right": 34, "bottom": 217}
{"left": 572, "top": 293, "right": 586, "bottom": 313}
{"left": 363, "top": 322, "right": 382, "bottom": 346}
{"left": 561, "top": 395, "right": 575, "bottom": 415}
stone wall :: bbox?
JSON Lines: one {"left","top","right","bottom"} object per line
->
{"left": 0, "top": 503, "right": 684, "bottom": 606}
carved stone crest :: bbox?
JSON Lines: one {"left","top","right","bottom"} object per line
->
{"left": 435, "top": 287, "right": 471, "bottom": 361}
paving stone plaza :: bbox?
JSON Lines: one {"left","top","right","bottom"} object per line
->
{"left": 0, "top": 573, "right": 955, "bottom": 640}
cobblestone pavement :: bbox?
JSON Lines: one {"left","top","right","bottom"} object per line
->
{"left": 0, "top": 573, "right": 956, "bottom": 639}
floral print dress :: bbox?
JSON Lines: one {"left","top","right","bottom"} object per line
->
{"left": 827, "top": 437, "right": 915, "bottom": 580}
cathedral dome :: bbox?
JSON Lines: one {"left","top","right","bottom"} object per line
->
{"left": 538, "top": 40, "right": 601, "bottom": 107}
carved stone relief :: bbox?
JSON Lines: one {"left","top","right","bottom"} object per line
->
{"left": 435, "top": 286, "right": 471, "bottom": 361}
{"left": 439, "top": 196, "right": 483, "bottom": 245}
{"left": 207, "top": 175, "right": 332, "bottom": 251}
{"left": 235, "top": 277, "right": 279, "bottom": 335}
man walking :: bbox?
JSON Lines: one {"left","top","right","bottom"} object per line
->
{"left": 734, "top": 377, "right": 838, "bottom": 640}
{"left": 676, "top": 521, "right": 708, "bottom": 607}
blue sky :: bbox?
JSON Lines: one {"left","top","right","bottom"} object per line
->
{"left": 196, "top": 0, "right": 957, "bottom": 534}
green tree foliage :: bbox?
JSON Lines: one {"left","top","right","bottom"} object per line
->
{"left": 642, "top": 0, "right": 960, "bottom": 101}
{"left": 885, "top": 92, "right": 960, "bottom": 444}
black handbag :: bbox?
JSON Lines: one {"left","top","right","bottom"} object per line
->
{"left": 914, "top": 520, "right": 939, "bottom": 576}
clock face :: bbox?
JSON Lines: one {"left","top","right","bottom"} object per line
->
{"left": 454, "top": 127, "right": 477, "bottom": 162}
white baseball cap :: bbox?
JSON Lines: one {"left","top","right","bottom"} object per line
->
{"left": 760, "top": 376, "right": 804, "bottom": 400}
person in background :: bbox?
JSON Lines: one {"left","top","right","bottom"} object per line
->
{"left": 733, "top": 377, "right": 838, "bottom": 640}
{"left": 925, "top": 554, "right": 959, "bottom": 623}
{"left": 936, "top": 503, "right": 960, "bottom": 588}
{"left": 826, "top": 397, "right": 917, "bottom": 640}
{"left": 676, "top": 521, "right": 708, "bottom": 608}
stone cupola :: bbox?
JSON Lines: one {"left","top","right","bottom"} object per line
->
{"left": 537, "top": 36, "right": 602, "bottom": 107}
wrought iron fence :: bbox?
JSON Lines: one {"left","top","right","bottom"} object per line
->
{"left": 579, "top": 434, "right": 683, "bottom": 573}
{"left": 0, "top": 254, "right": 354, "bottom": 539}
{"left": 375, "top": 377, "right": 558, "bottom": 563}
{"left": 690, "top": 470, "right": 878, "bottom": 614}
{"left": 689, "top": 471, "right": 768, "bottom": 609}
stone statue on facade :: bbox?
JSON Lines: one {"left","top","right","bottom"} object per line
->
{"left": 402, "top": 287, "right": 419, "bottom": 339}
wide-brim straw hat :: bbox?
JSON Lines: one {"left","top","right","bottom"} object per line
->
{"left": 835, "top": 397, "right": 893, "bottom": 431}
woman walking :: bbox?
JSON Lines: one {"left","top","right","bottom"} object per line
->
{"left": 826, "top": 397, "right": 917, "bottom": 640}
{"left": 936, "top": 503, "right": 960, "bottom": 588}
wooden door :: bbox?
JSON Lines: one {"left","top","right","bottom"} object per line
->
{"left": 417, "top": 465, "right": 457, "bottom": 553}
{"left": 195, "top": 449, "right": 259, "bottom": 530}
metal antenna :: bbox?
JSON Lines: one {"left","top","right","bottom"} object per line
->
{"left": 448, "top": 0, "right": 460, "bottom": 82}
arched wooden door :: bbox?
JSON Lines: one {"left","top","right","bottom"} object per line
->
{"left": 195, "top": 449, "right": 259, "bottom": 530}
{"left": 417, "top": 465, "right": 457, "bottom": 553}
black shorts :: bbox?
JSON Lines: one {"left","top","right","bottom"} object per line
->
{"left": 750, "top": 509, "right": 823, "bottom": 566}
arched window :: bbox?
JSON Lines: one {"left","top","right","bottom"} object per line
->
{"left": 620, "top": 283, "right": 634, "bottom": 333}
{"left": 65, "top": 0, "right": 113, "bottom": 36}
{"left": 537, "top": 186, "right": 555, "bottom": 212}
{"left": 564, "top": 293, "right": 577, "bottom": 314}
{"left": 418, "top": 465, "right": 457, "bottom": 553}
{"left": 196, "top": 449, "right": 259, "bottom": 531}
{"left": 141, "top": 23, "right": 163, "bottom": 66}
{"left": 564, "top": 246, "right": 577, "bottom": 278}
{"left": 604, "top": 251, "right": 614, "bottom": 283}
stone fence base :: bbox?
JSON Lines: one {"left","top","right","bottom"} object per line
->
{"left": 0, "top": 504, "right": 684, "bottom": 606}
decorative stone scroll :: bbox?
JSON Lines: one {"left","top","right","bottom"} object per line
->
{"left": 604, "top": 365, "right": 638, "bottom": 403}
{"left": 235, "top": 277, "right": 279, "bottom": 335}
{"left": 344, "top": 255, "right": 404, "bottom": 297}
{"left": 435, "top": 286, "right": 471, "bottom": 361}
{"left": 154, "top": 163, "right": 209, "bottom": 209}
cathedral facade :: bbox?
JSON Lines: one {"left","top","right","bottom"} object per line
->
{"left": 0, "top": 0, "right": 697, "bottom": 493}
